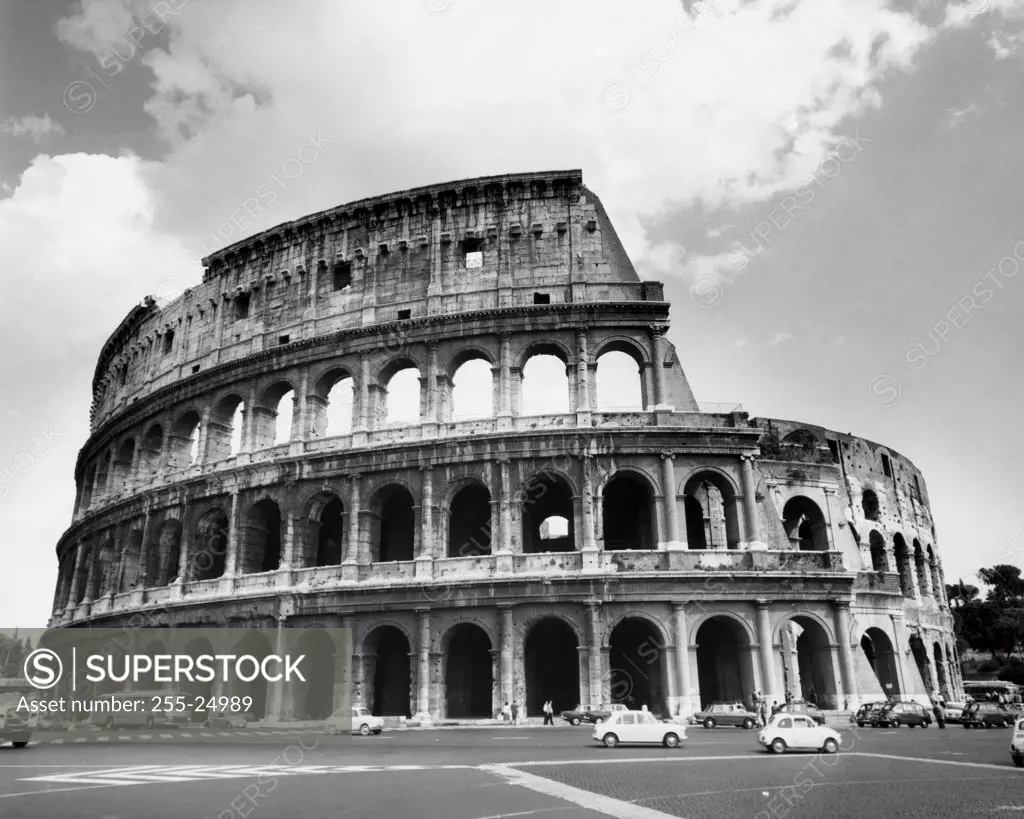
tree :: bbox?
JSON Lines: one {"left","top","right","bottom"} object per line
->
{"left": 947, "top": 580, "right": 979, "bottom": 609}
{"left": 956, "top": 565, "right": 1024, "bottom": 661}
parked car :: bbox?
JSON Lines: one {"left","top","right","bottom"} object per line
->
{"left": 204, "top": 710, "right": 255, "bottom": 729}
{"left": 592, "top": 710, "right": 687, "bottom": 748}
{"left": 589, "top": 703, "right": 629, "bottom": 725}
{"left": 560, "top": 705, "right": 591, "bottom": 726}
{"left": 325, "top": 706, "right": 383, "bottom": 736}
{"left": 693, "top": 702, "right": 759, "bottom": 729}
{"left": 942, "top": 701, "right": 967, "bottom": 724}
{"left": 773, "top": 701, "right": 826, "bottom": 726}
{"left": 757, "top": 713, "right": 841, "bottom": 755}
{"left": 874, "top": 700, "right": 932, "bottom": 728}
{"left": 853, "top": 702, "right": 887, "bottom": 727}
{"left": 1011, "top": 717, "right": 1024, "bottom": 767}
{"left": 962, "top": 701, "right": 1013, "bottom": 729}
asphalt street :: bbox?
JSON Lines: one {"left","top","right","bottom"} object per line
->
{"left": 0, "top": 722, "right": 1020, "bottom": 818}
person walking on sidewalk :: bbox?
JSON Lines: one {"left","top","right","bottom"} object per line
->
{"left": 932, "top": 699, "right": 946, "bottom": 729}
{"left": 501, "top": 702, "right": 511, "bottom": 723}
{"left": 511, "top": 701, "right": 519, "bottom": 726}
{"left": 543, "top": 700, "right": 554, "bottom": 725}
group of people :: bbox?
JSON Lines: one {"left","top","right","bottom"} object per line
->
{"left": 497, "top": 700, "right": 557, "bottom": 725}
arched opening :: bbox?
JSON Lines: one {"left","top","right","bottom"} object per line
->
{"left": 364, "top": 626, "right": 411, "bottom": 717}
{"left": 451, "top": 358, "right": 493, "bottom": 420}
{"left": 695, "top": 616, "right": 755, "bottom": 709}
{"left": 869, "top": 530, "right": 888, "bottom": 572}
{"left": 241, "top": 499, "right": 282, "bottom": 574}
{"left": 602, "top": 473, "right": 655, "bottom": 550}
{"left": 524, "top": 618, "right": 580, "bottom": 716}
{"left": 370, "top": 485, "right": 415, "bottom": 562}
{"left": 232, "top": 632, "right": 271, "bottom": 720}
{"left": 913, "top": 539, "right": 930, "bottom": 597}
{"left": 521, "top": 352, "right": 569, "bottom": 416}
{"left": 595, "top": 349, "right": 644, "bottom": 411}
{"left": 909, "top": 634, "right": 933, "bottom": 694}
{"left": 859, "top": 628, "right": 900, "bottom": 698}
{"left": 313, "top": 369, "right": 354, "bottom": 437}
{"left": 893, "top": 534, "right": 914, "bottom": 598}
{"left": 207, "top": 395, "right": 244, "bottom": 460}
{"left": 683, "top": 472, "right": 740, "bottom": 550}
{"left": 138, "top": 424, "right": 163, "bottom": 478}
{"left": 313, "top": 496, "right": 344, "bottom": 566}
{"left": 444, "top": 624, "right": 493, "bottom": 718}
{"left": 81, "top": 465, "right": 97, "bottom": 510}
{"left": 112, "top": 438, "right": 135, "bottom": 491}
{"left": 383, "top": 364, "right": 420, "bottom": 426}
{"left": 96, "top": 537, "right": 117, "bottom": 596}
{"left": 118, "top": 528, "right": 144, "bottom": 592}
{"left": 448, "top": 483, "right": 492, "bottom": 558}
{"left": 781, "top": 496, "right": 829, "bottom": 551}
{"left": 608, "top": 618, "right": 668, "bottom": 713}
{"left": 521, "top": 473, "right": 575, "bottom": 553}
{"left": 274, "top": 390, "right": 294, "bottom": 445}
{"left": 292, "top": 630, "right": 336, "bottom": 719}
{"left": 94, "top": 452, "right": 111, "bottom": 497}
{"left": 192, "top": 508, "right": 229, "bottom": 581}
{"left": 778, "top": 617, "right": 839, "bottom": 709}
{"left": 933, "top": 642, "right": 950, "bottom": 699}
{"left": 169, "top": 410, "right": 201, "bottom": 469}
{"left": 182, "top": 638, "right": 214, "bottom": 704}
{"left": 862, "top": 489, "right": 880, "bottom": 522}
{"left": 150, "top": 519, "right": 182, "bottom": 587}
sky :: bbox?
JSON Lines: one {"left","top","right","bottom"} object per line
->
{"left": 1, "top": 0, "right": 1023, "bottom": 627}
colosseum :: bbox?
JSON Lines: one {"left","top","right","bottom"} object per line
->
{"left": 49, "top": 169, "right": 962, "bottom": 723}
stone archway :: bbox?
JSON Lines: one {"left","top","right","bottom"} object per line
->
{"left": 524, "top": 618, "right": 580, "bottom": 716}
{"left": 607, "top": 617, "right": 669, "bottom": 713}
{"left": 695, "top": 616, "right": 755, "bottom": 709}
{"left": 444, "top": 623, "right": 493, "bottom": 718}
{"left": 859, "top": 627, "right": 901, "bottom": 699}
{"left": 777, "top": 615, "right": 839, "bottom": 709}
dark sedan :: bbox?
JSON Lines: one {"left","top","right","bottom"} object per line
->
{"left": 773, "top": 701, "right": 826, "bottom": 725}
{"left": 962, "top": 702, "right": 1014, "bottom": 729}
{"left": 693, "top": 702, "right": 759, "bottom": 729}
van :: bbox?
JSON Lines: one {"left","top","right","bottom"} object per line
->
{"left": 1011, "top": 717, "right": 1023, "bottom": 767}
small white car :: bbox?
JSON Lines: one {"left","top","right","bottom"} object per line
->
{"left": 592, "top": 710, "right": 687, "bottom": 748}
{"left": 325, "top": 706, "right": 383, "bottom": 736}
{"left": 1011, "top": 717, "right": 1024, "bottom": 768}
{"left": 757, "top": 713, "right": 841, "bottom": 755}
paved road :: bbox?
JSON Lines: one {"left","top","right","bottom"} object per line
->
{"left": 0, "top": 723, "right": 1019, "bottom": 818}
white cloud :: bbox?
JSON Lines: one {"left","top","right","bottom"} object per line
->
{"left": 1, "top": 114, "right": 65, "bottom": 143}
{"left": 767, "top": 332, "right": 795, "bottom": 346}
{"left": 734, "top": 338, "right": 752, "bottom": 349}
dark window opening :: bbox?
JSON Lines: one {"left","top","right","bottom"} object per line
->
{"left": 397, "top": 309, "right": 411, "bottom": 320}
{"left": 234, "top": 293, "right": 251, "bottom": 320}
{"left": 826, "top": 440, "right": 839, "bottom": 463}
{"left": 533, "top": 293, "right": 550, "bottom": 305}
{"left": 278, "top": 335, "right": 290, "bottom": 345}
{"left": 862, "top": 490, "right": 880, "bottom": 522}
{"left": 191, "top": 365, "right": 201, "bottom": 374}
{"left": 913, "top": 475, "right": 921, "bottom": 500}
{"left": 163, "top": 330, "right": 174, "bottom": 354}
{"left": 881, "top": 453, "right": 892, "bottom": 477}
{"left": 333, "top": 262, "right": 352, "bottom": 290}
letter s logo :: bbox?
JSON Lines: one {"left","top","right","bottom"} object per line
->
{"left": 24, "top": 648, "right": 63, "bottom": 689}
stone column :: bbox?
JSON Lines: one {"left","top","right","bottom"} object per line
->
{"left": 739, "top": 454, "right": 762, "bottom": 549}
{"left": 497, "top": 459, "right": 513, "bottom": 563}
{"left": 580, "top": 452, "right": 597, "bottom": 557}
{"left": 343, "top": 474, "right": 361, "bottom": 580}
{"left": 832, "top": 600, "right": 857, "bottom": 710}
{"left": 415, "top": 610, "right": 433, "bottom": 723}
{"left": 65, "top": 541, "right": 87, "bottom": 615}
{"left": 672, "top": 603, "right": 693, "bottom": 715}
{"left": 355, "top": 353, "right": 371, "bottom": 432}
{"left": 276, "top": 512, "right": 295, "bottom": 587}
{"left": 195, "top": 404, "right": 213, "bottom": 465}
{"left": 266, "top": 616, "right": 289, "bottom": 721}
{"left": 648, "top": 325, "right": 670, "bottom": 410}
{"left": 889, "top": 614, "right": 909, "bottom": 695}
{"left": 293, "top": 366, "right": 310, "bottom": 444}
{"left": 218, "top": 490, "right": 241, "bottom": 595}
{"left": 417, "top": 464, "right": 435, "bottom": 577}
{"left": 587, "top": 603, "right": 603, "bottom": 707}
{"left": 755, "top": 599, "right": 779, "bottom": 704}
{"left": 498, "top": 332, "right": 512, "bottom": 419}
{"left": 660, "top": 453, "right": 681, "bottom": 549}
{"left": 575, "top": 328, "right": 590, "bottom": 412}
{"left": 499, "top": 605, "right": 514, "bottom": 707}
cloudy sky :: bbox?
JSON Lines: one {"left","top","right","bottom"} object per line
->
{"left": 1, "top": 0, "right": 1023, "bottom": 627}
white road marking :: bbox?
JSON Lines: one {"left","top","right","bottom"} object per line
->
{"left": 849, "top": 752, "right": 1024, "bottom": 773}
{"left": 482, "top": 763, "right": 677, "bottom": 819}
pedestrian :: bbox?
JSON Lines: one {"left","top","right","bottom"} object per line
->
{"left": 511, "top": 701, "right": 519, "bottom": 726}
{"left": 501, "top": 702, "right": 511, "bottom": 723}
{"left": 771, "top": 700, "right": 780, "bottom": 716}
{"left": 543, "top": 700, "right": 554, "bottom": 725}
{"left": 641, "top": 704, "right": 648, "bottom": 712}
{"left": 932, "top": 700, "right": 946, "bottom": 729}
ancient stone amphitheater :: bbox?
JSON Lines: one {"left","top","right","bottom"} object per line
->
{"left": 51, "top": 170, "right": 961, "bottom": 723}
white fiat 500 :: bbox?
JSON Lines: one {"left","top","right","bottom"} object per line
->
{"left": 757, "top": 713, "right": 841, "bottom": 755}
{"left": 592, "top": 710, "right": 687, "bottom": 748}
{"left": 1011, "top": 717, "right": 1024, "bottom": 768}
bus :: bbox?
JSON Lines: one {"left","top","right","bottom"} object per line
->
{"left": 87, "top": 690, "right": 193, "bottom": 729}
{"left": 963, "top": 680, "right": 1022, "bottom": 703}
